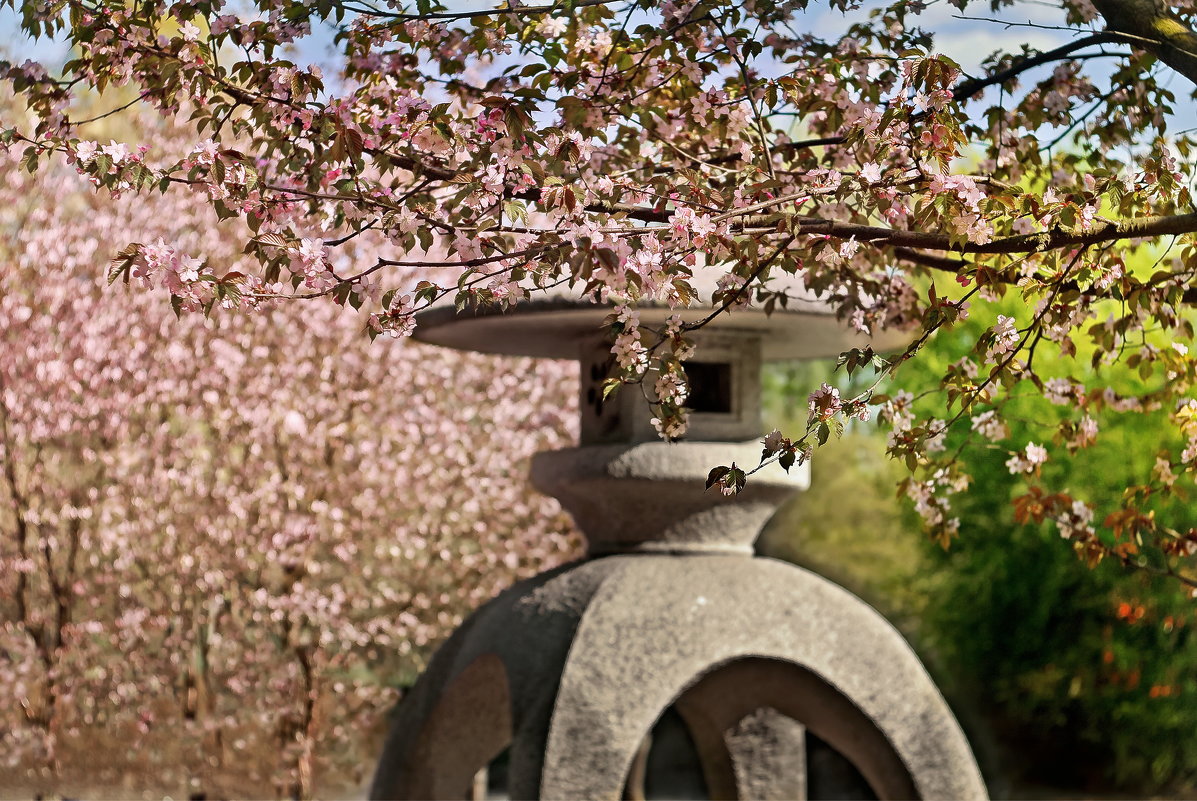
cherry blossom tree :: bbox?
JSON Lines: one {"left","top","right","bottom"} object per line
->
{"left": 0, "top": 123, "right": 577, "bottom": 797}
{"left": 3, "top": 0, "right": 1197, "bottom": 583}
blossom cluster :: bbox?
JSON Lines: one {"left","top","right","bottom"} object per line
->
{"left": 1006, "top": 442, "right": 1050, "bottom": 475}
{"left": 611, "top": 304, "right": 650, "bottom": 374}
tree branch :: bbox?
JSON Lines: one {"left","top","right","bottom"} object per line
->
{"left": 951, "top": 32, "right": 1121, "bottom": 101}
{"left": 888, "top": 246, "right": 968, "bottom": 272}
{"left": 804, "top": 211, "right": 1197, "bottom": 255}
{"left": 1093, "top": 0, "right": 1197, "bottom": 85}
{"left": 887, "top": 244, "right": 1197, "bottom": 305}
{"left": 349, "top": 0, "right": 615, "bottom": 21}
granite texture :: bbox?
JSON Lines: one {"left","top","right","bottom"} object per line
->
{"left": 370, "top": 555, "right": 987, "bottom": 801}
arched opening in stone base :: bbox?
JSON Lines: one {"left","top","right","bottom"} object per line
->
{"left": 620, "top": 656, "right": 914, "bottom": 801}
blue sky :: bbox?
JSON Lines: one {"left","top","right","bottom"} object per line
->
{"left": 0, "top": 0, "right": 1080, "bottom": 74}
{"left": 2, "top": 1, "right": 1193, "bottom": 135}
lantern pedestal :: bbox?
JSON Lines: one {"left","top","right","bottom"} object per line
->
{"left": 530, "top": 440, "right": 803, "bottom": 555}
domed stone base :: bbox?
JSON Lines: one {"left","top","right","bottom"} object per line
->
{"left": 369, "top": 554, "right": 986, "bottom": 800}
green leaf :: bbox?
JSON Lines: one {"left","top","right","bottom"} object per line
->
{"left": 107, "top": 244, "right": 141, "bottom": 285}
{"left": 254, "top": 232, "right": 292, "bottom": 250}
{"left": 107, "top": 257, "right": 132, "bottom": 285}
{"left": 728, "top": 465, "right": 747, "bottom": 494}
{"left": 503, "top": 200, "right": 529, "bottom": 225}
{"left": 19, "top": 145, "right": 39, "bottom": 173}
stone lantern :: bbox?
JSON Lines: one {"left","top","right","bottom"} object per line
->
{"left": 370, "top": 288, "right": 987, "bottom": 801}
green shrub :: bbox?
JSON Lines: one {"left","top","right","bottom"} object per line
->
{"left": 761, "top": 307, "right": 1197, "bottom": 793}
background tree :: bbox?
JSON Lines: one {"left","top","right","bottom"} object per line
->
{"left": 0, "top": 111, "right": 578, "bottom": 798}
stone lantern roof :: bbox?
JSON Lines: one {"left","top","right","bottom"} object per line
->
{"left": 413, "top": 274, "right": 911, "bottom": 361}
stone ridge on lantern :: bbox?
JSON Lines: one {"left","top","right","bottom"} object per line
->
{"left": 370, "top": 287, "right": 987, "bottom": 801}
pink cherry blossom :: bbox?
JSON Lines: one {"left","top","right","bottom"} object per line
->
{"left": 0, "top": 138, "right": 579, "bottom": 797}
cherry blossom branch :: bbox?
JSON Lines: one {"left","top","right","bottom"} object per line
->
{"left": 712, "top": 14, "right": 776, "bottom": 180}
{"left": 722, "top": 32, "right": 1137, "bottom": 166}
{"left": 71, "top": 92, "right": 154, "bottom": 126}
{"left": 801, "top": 211, "right": 1197, "bottom": 255}
{"left": 349, "top": 0, "right": 617, "bottom": 21}
{"left": 245, "top": 245, "right": 558, "bottom": 300}
{"left": 736, "top": 291, "right": 969, "bottom": 485}
{"left": 681, "top": 233, "right": 798, "bottom": 333}
{"left": 939, "top": 250, "right": 1089, "bottom": 437}
{"left": 951, "top": 32, "right": 1121, "bottom": 101}
{"left": 888, "top": 245, "right": 1197, "bottom": 305}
